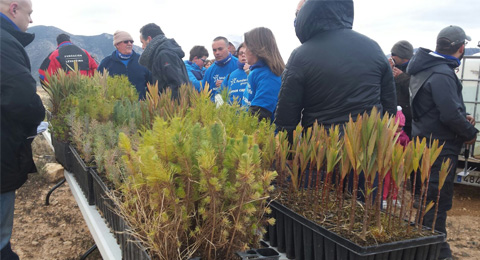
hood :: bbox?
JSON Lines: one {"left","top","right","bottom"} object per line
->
{"left": 295, "top": 0, "right": 354, "bottom": 44}
{"left": 139, "top": 34, "right": 185, "bottom": 69}
{"left": 406, "top": 47, "right": 459, "bottom": 76}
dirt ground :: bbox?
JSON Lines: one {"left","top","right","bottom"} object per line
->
{"left": 9, "top": 89, "right": 480, "bottom": 259}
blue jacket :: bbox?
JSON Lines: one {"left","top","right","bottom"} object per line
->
{"left": 202, "top": 54, "right": 238, "bottom": 97}
{"left": 98, "top": 50, "right": 152, "bottom": 100}
{"left": 184, "top": 60, "right": 205, "bottom": 92}
{"left": 222, "top": 61, "right": 248, "bottom": 104}
{"left": 242, "top": 60, "right": 281, "bottom": 121}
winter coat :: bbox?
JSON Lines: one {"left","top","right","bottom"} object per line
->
{"left": 39, "top": 41, "right": 98, "bottom": 83}
{"left": 222, "top": 61, "right": 248, "bottom": 104}
{"left": 184, "top": 60, "right": 205, "bottom": 92}
{"left": 1, "top": 16, "right": 46, "bottom": 193}
{"left": 394, "top": 62, "right": 413, "bottom": 135}
{"left": 407, "top": 48, "right": 478, "bottom": 154}
{"left": 241, "top": 60, "right": 281, "bottom": 122}
{"left": 275, "top": 0, "right": 396, "bottom": 136}
{"left": 202, "top": 53, "right": 238, "bottom": 98}
{"left": 138, "top": 35, "right": 188, "bottom": 99}
{"left": 98, "top": 50, "right": 151, "bottom": 100}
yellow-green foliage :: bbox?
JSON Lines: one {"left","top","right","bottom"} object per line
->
{"left": 116, "top": 87, "right": 277, "bottom": 259}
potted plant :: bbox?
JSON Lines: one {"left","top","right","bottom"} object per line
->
{"left": 265, "top": 107, "right": 449, "bottom": 260}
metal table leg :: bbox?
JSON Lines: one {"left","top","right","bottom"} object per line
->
{"left": 45, "top": 178, "right": 66, "bottom": 205}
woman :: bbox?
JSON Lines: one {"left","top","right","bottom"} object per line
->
{"left": 241, "top": 27, "right": 285, "bottom": 122}
{"left": 98, "top": 30, "right": 152, "bottom": 100}
{"left": 222, "top": 43, "right": 250, "bottom": 104}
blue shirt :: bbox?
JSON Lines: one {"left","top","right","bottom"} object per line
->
{"left": 222, "top": 61, "right": 248, "bottom": 104}
{"left": 202, "top": 54, "right": 238, "bottom": 99}
{"left": 242, "top": 60, "right": 281, "bottom": 121}
{"left": 184, "top": 60, "right": 205, "bottom": 92}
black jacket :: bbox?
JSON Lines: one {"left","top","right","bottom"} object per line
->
{"left": 275, "top": 0, "right": 396, "bottom": 136}
{"left": 407, "top": 48, "right": 478, "bottom": 154}
{"left": 395, "top": 62, "right": 412, "bottom": 133}
{"left": 139, "top": 35, "right": 188, "bottom": 99}
{"left": 98, "top": 51, "right": 152, "bottom": 100}
{"left": 1, "top": 16, "right": 45, "bottom": 193}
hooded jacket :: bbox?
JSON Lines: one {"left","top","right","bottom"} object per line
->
{"left": 1, "top": 15, "right": 46, "bottom": 193}
{"left": 275, "top": 0, "right": 396, "bottom": 136}
{"left": 139, "top": 35, "right": 188, "bottom": 99}
{"left": 98, "top": 50, "right": 151, "bottom": 100}
{"left": 202, "top": 53, "right": 238, "bottom": 99}
{"left": 394, "top": 62, "right": 413, "bottom": 135}
{"left": 184, "top": 60, "right": 205, "bottom": 92}
{"left": 407, "top": 48, "right": 478, "bottom": 154}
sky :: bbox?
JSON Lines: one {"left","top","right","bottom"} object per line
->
{"left": 32, "top": 0, "right": 480, "bottom": 61}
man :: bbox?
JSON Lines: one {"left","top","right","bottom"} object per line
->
{"left": 202, "top": 36, "right": 238, "bottom": 100}
{"left": 39, "top": 33, "right": 98, "bottom": 85}
{"left": 184, "top": 45, "right": 209, "bottom": 92}
{"left": 1, "top": 0, "right": 46, "bottom": 258}
{"left": 98, "top": 30, "right": 151, "bottom": 100}
{"left": 407, "top": 25, "right": 478, "bottom": 260}
{"left": 390, "top": 40, "right": 414, "bottom": 138}
{"left": 138, "top": 23, "right": 188, "bottom": 99}
{"left": 275, "top": 0, "right": 396, "bottom": 140}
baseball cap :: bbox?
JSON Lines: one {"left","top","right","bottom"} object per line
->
{"left": 437, "top": 25, "right": 471, "bottom": 46}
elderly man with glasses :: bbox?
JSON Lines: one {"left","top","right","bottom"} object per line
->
{"left": 98, "top": 30, "right": 152, "bottom": 100}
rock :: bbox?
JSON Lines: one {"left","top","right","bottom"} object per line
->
{"left": 43, "top": 163, "right": 64, "bottom": 183}
{"left": 31, "top": 241, "right": 39, "bottom": 246}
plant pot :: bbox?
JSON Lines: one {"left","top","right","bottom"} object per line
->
{"left": 265, "top": 200, "right": 445, "bottom": 260}
{"left": 51, "top": 135, "right": 73, "bottom": 171}
{"left": 69, "top": 145, "right": 94, "bottom": 205}
{"left": 236, "top": 248, "right": 281, "bottom": 260}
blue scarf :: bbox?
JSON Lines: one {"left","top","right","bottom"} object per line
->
{"left": 237, "top": 60, "right": 245, "bottom": 70}
{"left": 116, "top": 50, "right": 132, "bottom": 60}
{"left": 215, "top": 53, "right": 233, "bottom": 67}
{"left": 433, "top": 51, "right": 461, "bottom": 66}
{"left": 0, "top": 13, "right": 20, "bottom": 31}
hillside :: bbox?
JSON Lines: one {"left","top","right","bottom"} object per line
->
{"left": 26, "top": 25, "right": 143, "bottom": 85}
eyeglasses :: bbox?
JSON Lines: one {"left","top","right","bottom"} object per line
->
{"left": 200, "top": 58, "right": 207, "bottom": 63}
{"left": 122, "top": 40, "right": 134, "bottom": 44}
{"left": 391, "top": 53, "right": 397, "bottom": 57}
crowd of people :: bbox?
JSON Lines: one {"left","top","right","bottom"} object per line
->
{"left": 1, "top": 0, "right": 478, "bottom": 259}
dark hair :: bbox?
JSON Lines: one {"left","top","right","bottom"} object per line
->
{"left": 140, "top": 23, "right": 164, "bottom": 40}
{"left": 236, "top": 42, "right": 245, "bottom": 53}
{"left": 56, "top": 33, "right": 70, "bottom": 45}
{"left": 213, "top": 36, "right": 229, "bottom": 46}
{"left": 189, "top": 46, "right": 209, "bottom": 61}
{"left": 436, "top": 38, "right": 464, "bottom": 55}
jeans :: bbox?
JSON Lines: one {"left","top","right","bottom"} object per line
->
{"left": 1, "top": 191, "right": 19, "bottom": 259}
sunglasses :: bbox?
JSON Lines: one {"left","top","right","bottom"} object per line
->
{"left": 122, "top": 40, "right": 134, "bottom": 44}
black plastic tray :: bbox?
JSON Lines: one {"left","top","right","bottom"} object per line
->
{"left": 266, "top": 200, "right": 444, "bottom": 260}
{"left": 69, "top": 145, "right": 94, "bottom": 205}
{"left": 51, "top": 136, "right": 73, "bottom": 171}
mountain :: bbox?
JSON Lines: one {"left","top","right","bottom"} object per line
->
{"left": 26, "top": 25, "right": 143, "bottom": 85}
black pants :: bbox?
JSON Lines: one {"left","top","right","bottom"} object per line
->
{"left": 421, "top": 153, "right": 458, "bottom": 259}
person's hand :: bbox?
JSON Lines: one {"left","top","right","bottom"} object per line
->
{"left": 389, "top": 58, "right": 395, "bottom": 68}
{"left": 215, "top": 80, "right": 223, "bottom": 87}
{"left": 392, "top": 67, "right": 403, "bottom": 77}
{"left": 466, "top": 114, "right": 476, "bottom": 126}
{"left": 243, "top": 63, "right": 251, "bottom": 71}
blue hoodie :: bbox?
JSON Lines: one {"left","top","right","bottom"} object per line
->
{"left": 184, "top": 60, "right": 205, "bottom": 92}
{"left": 221, "top": 61, "right": 248, "bottom": 104}
{"left": 202, "top": 53, "right": 238, "bottom": 98}
{"left": 242, "top": 60, "right": 281, "bottom": 121}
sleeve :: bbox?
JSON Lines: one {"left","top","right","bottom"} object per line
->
{"left": 429, "top": 74, "right": 479, "bottom": 141}
{"left": 380, "top": 61, "right": 397, "bottom": 116}
{"left": 201, "top": 67, "right": 213, "bottom": 93}
{"left": 155, "top": 50, "right": 189, "bottom": 98}
{"left": 274, "top": 55, "right": 305, "bottom": 139}
{"left": 38, "top": 51, "right": 60, "bottom": 84}
{"left": 250, "top": 72, "right": 280, "bottom": 114}
{"left": 187, "top": 67, "right": 202, "bottom": 92}
{"left": 1, "top": 41, "right": 45, "bottom": 130}
{"left": 85, "top": 51, "right": 98, "bottom": 76}
{"left": 250, "top": 105, "right": 272, "bottom": 122}
{"left": 38, "top": 54, "right": 51, "bottom": 83}
{"left": 97, "top": 58, "right": 107, "bottom": 73}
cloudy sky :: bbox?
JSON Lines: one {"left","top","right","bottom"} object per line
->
{"left": 32, "top": 0, "right": 479, "bottom": 60}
